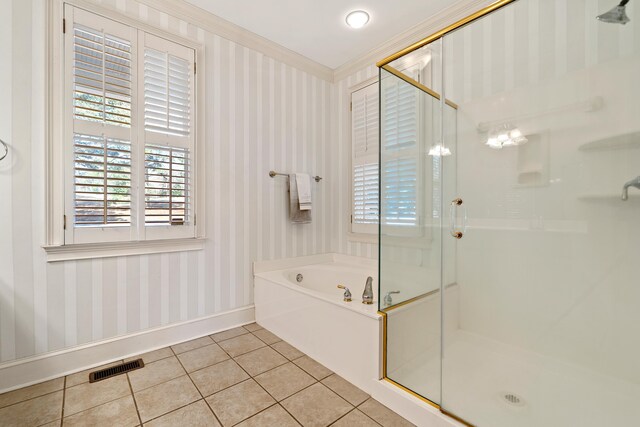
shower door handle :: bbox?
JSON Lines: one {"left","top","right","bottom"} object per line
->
{"left": 450, "top": 198, "right": 467, "bottom": 239}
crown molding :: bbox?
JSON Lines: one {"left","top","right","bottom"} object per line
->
{"left": 133, "top": 0, "right": 335, "bottom": 82}
{"left": 333, "top": 0, "right": 494, "bottom": 81}
{"left": 87, "top": 0, "right": 499, "bottom": 84}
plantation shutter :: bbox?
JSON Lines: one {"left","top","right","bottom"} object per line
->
{"left": 351, "top": 83, "right": 379, "bottom": 234}
{"left": 381, "top": 69, "right": 420, "bottom": 229}
{"left": 66, "top": 7, "right": 137, "bottom": 244}
{"left": 141, "top": 33, "right": 195, "bottom": 240}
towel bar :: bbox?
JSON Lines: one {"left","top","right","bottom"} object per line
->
{"left": 269, "top": 171, "right": 322, "bottom": 182}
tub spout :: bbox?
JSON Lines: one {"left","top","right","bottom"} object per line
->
{"left": 362, "top": 276, "right": 374, "bottom": 305}
{"left": 622, "top": 176, "right": 640, "bottom": 201}
{"left": 383, "top": 291, "right": 400, "bottom": 307}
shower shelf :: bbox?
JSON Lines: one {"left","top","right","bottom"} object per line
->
{"left": 578, "top": 193, "right": 639, "bottom": 201}
{"left": 578, "top": 131, "right": 640, "bottom": 152}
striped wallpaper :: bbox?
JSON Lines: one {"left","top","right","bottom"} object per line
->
{"left": 0, "top": 0, "right": 336, "bottom": 364}
{"left": 4, "top": 0, "right": 625, "bottom": 366}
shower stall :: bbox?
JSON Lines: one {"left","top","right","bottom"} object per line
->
{"left": 377, "top": 0, "right": 640, "bottom": 425}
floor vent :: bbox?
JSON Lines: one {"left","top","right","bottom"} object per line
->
{"left": 89, "top": 359, "right": 144, "bottom": 383}
{"left": 501, "top": 392, "right": 526, "bottom": 407}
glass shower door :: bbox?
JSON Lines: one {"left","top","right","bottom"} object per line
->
{"left": 378, "top": 39, "right": 445, "bottom": 404}
{"left": 441, "top": 0, "right": 640, "bottom": 425}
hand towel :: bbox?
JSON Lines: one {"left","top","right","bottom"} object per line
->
{"left": 296, "top": 173, "right": 312, "bottom": 211}
{"left": 289, "top": 174, "right": 312, "bottom": 224}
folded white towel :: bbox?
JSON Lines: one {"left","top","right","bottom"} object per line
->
{"left": 295, "top": 173, "right": 312, "bottom": 211}
{"left": 289, "top": 174, "right": 311, "bottom": 224}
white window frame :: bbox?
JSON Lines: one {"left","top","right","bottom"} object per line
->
{"left": 44, "top": 0, "right": 206, "bottom": 261}
{"left": 348, "top": 77, "right": 380, "bottom": 242}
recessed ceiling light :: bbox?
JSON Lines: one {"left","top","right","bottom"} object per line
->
{"left": 346, "top": 10, "right": 370, "bottom": 29}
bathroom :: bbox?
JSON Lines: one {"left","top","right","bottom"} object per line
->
{"left": 1, "top": 0, "right": 639, "bottom": 425}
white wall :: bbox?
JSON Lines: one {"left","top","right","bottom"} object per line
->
{"left": 0, "top": 0, "right": 334, "bottom": 364}
{"left": 444, "top": 0, "right": 640, "bottom": 383}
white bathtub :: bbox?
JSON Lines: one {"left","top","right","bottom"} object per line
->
{"left": 253, "top": 254, "right": 382, "bottom": 393}
{"left": 254, "top": 253, "right": 462, "bottom": 427}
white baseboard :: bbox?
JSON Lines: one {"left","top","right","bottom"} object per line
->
{"left": 0, "top": 305, "right": 255, "bottom": 393}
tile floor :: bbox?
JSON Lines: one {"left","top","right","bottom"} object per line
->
{"left": 0, "top": 323, "right": 415, "bottom": 427}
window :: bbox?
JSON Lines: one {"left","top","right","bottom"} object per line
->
{"left": 62, "top": 6, "right": 197, "bottom": 246}
{"left": 351, "top": 83, "right": 380, "bottom": 234}
{"left": 380, "top": 69, "right": 420, "bottom": 231}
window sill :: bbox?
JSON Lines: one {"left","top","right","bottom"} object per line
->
{"left": 347, "top": 232, "right": 379, "bottom": 244}
{"left": 43, "top": 238, "right": 206, "bottom": 262}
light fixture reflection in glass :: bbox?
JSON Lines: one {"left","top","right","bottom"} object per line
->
{"left": 428, "top": 143, "right": 452, "bottom": 157}
{"left": 485, "top": 124, "right": 528, "bottom": 149}
{"left": 346, "top": 10, "right": 370, "bottom": 29}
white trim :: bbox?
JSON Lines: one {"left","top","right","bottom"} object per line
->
{"left": 0, "top": 305, "right": 254, "bottom": 393}
{"left": 44, "top": 238, "right": 206, "bottom": 262}
{"left": 347, "top": 232, "right": 379, "bottom": 244}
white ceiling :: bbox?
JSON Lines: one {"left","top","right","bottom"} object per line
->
{"left": 182, "top": 0, "right": 454, "bottom": 69}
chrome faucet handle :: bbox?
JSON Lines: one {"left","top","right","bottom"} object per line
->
{"left": 383, "top": 291, "right": 400, "bottom": 307}
{"left": 337, "top": 284, "right": 352, "bottom": 302}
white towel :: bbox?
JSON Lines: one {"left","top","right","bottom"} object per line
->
{"left": 295, "top": 173, "right": 312, "bottom": 211}
{"left": 289, "top": 174, "right": 311, "bottom": 224}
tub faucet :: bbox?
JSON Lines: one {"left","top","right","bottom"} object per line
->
{"left": 362, "top": 277, "right": 374, "bottom": 305}
{"left": 337, "top": 284, "right": 352, "bottom": 302}
{"left": 622, "top": 176, "right": 640, "bottom": 200}
{"left": 384, "top": 291, "right": 400, "bottom": 307}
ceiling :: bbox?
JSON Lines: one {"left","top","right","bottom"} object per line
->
{"left": 182, "top": 0, "right": 454, "bottom": 69}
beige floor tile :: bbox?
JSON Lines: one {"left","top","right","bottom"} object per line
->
{"left": 254, "top": 362, "right": 315, "bottom": 401}
{"left": 210, "top": 327, "right": 249, "bottom": 342}
{"left": 177, "top": 344, "right": 229, "bottom": 373}
{"left": 271, "top": 341, "right": 304, "bottom": 361}
{"left": 64, "top": 375, "right": 131, "bottom": 416}
{"left": 236, "top": 404, "right": 299, "bottom": 427}
{"left": 251, "top": 329, "right": 281, "bottom": 345}
{"left": 206, "top": 379, "right": 275, "bottom": 426}
{"left": 234, "top": 346, "right": 288, "bottom": 377}
{"left": 0, "top": 378, "right": 64, "bottom": 409}
{"left": 292, "top": 356, "right": 333, "bottom": 380}
{"left": 38, "top": 421, "right": 62, "bottom": 427}
{"left": 189, "top": 359, "right": 249, "bottom": 397}
{"left": 144, "top": 400, "right": 221, "bottom": 427}
{"left": 171, "top": 336, "right": 214, "bottom": 354}
{"left": 281, "top": 383, "right": 352, "bottom": 427}
{"left": 0, "top": 390, "right": 62, "bottom": 427}
{"left": 128, "top": 356, "right": 185, "bottom": 392}
{"left": 62, "top": 395, "right": 139, "bottom": 427}
{"left": 331, "top": 409, "right": 380, "bottom": 426}
{"left": 358, "top": 398, "right": 415, "bottom": 427}
{"left": 242, "top": 323, "right": 263, "bottom": 332}
{"left": 134, "top": 375, "right": 201, "bottom": 423}
{"left": 125, "top": 347, "right": 173, "bottom": 364}
{"left": 321, "top": 374, "right": 369, "bottom": 406}
{"left": 65, "top": 360, "right": 124, "bottom": 388}
{"left": 217, "top": 334, "right": 266, "bottom": 357}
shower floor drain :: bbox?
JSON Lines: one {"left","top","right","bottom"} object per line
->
{"left": 500, "top": 392, "right": 526, "bottom": 407}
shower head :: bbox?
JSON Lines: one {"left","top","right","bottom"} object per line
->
{"left": 597, "top": 0, "right": 631, "bottom": 24}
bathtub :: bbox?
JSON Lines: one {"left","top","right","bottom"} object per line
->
{"left": 253, "top": 253, "right": 382, "bottom": 393}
